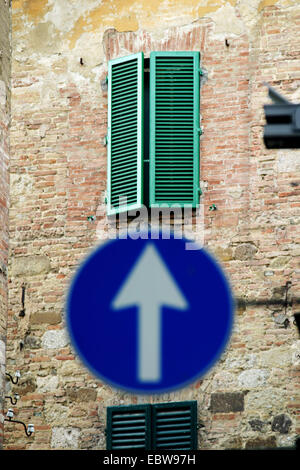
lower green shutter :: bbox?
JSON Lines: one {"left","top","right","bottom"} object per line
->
{"left": 106, "top": 401, "right": 197, "bottom": 450}
{"left": 106, "top": 404, "right": 151, "bottom": 450}
{"left": 149, "top": 51, "right": 200, "bottom": 208}
{"left": 152, "top": 401, "right": 198, "bottom": 450}
{"left": 107, "top": 53, "right": 144, "bottom": 216}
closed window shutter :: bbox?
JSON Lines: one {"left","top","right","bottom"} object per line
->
{"left": 106, "top": 401, "right": 197, "bottom": 450}
{"left": 149, "top": 52, "right": 200, "bottom": 207}
{"left": 152, "top": 401, "right": 198, "bottom": 450}
{"left": 106, "top": 404, "right": 151, "bottom": 450}
{"left": 107, "top": 52, "right": 144, "bottom": 215}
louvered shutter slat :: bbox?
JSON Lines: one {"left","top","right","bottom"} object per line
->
{"left": 107, "top": 53, "right": 144, "bottom": 215}
{"left": 150, "top": 52, "right": 200, "bottom": 207}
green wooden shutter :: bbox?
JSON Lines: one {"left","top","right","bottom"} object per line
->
{"left": 149, "top": 52, "right": 200, "bottom": 207}
{"left": 152, "top": 401, "right": 198, "bottom": 450}
{"left": 107, "top": 53, "right": 144, "bottom": 216}
{"left": 106, "top": 404, "right": 151, "bottom": 450}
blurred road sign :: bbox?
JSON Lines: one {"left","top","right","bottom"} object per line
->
{"left": 66, "top": 233, "right": 233, "bottom": 394}
{"left": 263, "top": 83, "right": 300, "bottom": 149}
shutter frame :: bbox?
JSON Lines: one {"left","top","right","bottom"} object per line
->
{"left": 106, "top": 404, "right": 151, "bottom": 450}
{"left": 151, "top": 401, "right": 198, "bottom": 450}
{"left": 149, "top": 51, "right": 200, "bottom": 208}
{"left": 107, "top": 52, "right": 144, "bottom": 216}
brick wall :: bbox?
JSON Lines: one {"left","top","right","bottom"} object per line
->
{"left": 0, "top": 0, "right": 10, "bottom": 450}
{"left": 4, "top": 1, "right": 300, "bottom": 449}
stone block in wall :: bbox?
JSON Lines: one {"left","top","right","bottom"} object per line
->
{"left": 245, "top": 436, "right": 276, "bottom": 449}
{"left": 270, "top": 256, "right": 290, "bottom": 269}
{"left": 24, "top": 335, "right": 41, "bottom": 349}
{"left": 248, "top": 418, "right": 267, "bottom": 432}
{"left": 213, "top": 246, "right": 233, "bottom": 262}
{"left": 11, "top": 255, "right": 51, "bottom": 277}
{"left": 66, "top": 388, "right": 97, "bottom": 402}
{"left": 51, "top": 427, "right": 80, "bottom": 449}
{"left": 233, "top": 243, "right": 257, "bottom": 261}
{"left": 41, "top": 329, "right": 69, "bottom": 349}
{"left": 238, "top": 369, "right": 269, "bottom": 389}
{"left": 246, "top": 388, "right": 287, "bottom": 413}
{"left": 210, "top": 392, "right": 244, "bottom": 413}
{"left": 271, "top": 414, "right": 292, "bottom": 434}
{"left": 44, "top": 403, "right": 69, "bottom": 424}
{"left": 224, "top": 436, "right": 243, "bottom": 449}
{"left": 36, "top": 376, "right": 59, "bottom": 393}
{"left": 30, "top": 311, "right": 61, "bottom": 325}
{"left": 17, "top": 376, "right": 37, "bottom": 394}
{"left": 277, "top": 151, "right": 300, "bottom": 173}
{"left": 258, "top": 347, "right": 292, "bottom": 368}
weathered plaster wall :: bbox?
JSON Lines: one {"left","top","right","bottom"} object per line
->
{"left": 0, "top": 0, "right": 10, "bottom": 450}
{"left": 4, "top": 0, "right": 300, "bottom": 449}
{"left": 0, "top": 0, "right": 10, "bottom": 449}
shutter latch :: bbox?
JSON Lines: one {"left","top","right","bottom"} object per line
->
{"left": 197, "top": 127, "right": 203, "bottom": 135}
{"left": 198, "top": 68, "right": 204, "bottom": 76}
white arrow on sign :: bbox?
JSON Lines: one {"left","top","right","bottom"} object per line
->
{"left": 111, "top": 244, "right": 189, "bottom": 383}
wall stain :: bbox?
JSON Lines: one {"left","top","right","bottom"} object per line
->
{"left": 13, "top": 0, "right": 49, "bottom": 23}
{"left": 67, "top": 0, "right": 241, "bottom": 48}
{"left": 14, "top": 0, "right": 239, "bottom": 49}
{"left": 13, "top": 0, "right": 291, "bottom": 50}
{"left": 258, "top": 0, "right": 294, "bottom": 12}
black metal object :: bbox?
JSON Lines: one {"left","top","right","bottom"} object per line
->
{"left": 235, "top": 296, "right": 300, "bottom": 307}
{"left": 19, "top": 283, "right": 26, "bottom": 317}
{"left": 5, "top": 395, "right": 19, "bottom": 406}
{"left": 263, "top": 83, "right": 300, "bottom": 149}
{"left": 294, "top": 312, "right": 300, "bottom": 334}
{"left": 5, "top": 371, "right": 20, "bottom": 385}
{"left": 235, "top": 293, "right": 300, "bottom": 335}
{"left": 4, "top": 416, "right": 34, "bottom": 437}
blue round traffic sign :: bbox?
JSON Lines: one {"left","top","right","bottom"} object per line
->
{"left": 66, "top": 233, "right": 234, "bottom": 394}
